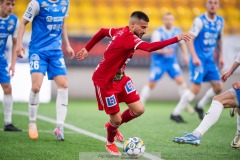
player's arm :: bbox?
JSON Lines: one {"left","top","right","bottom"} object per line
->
{"left": 16, "top": 19, "right": 29, "bottom": 58}
{"left": 9, "top": 38, "right": 17, "bottom": 77}
{"left": 9, "top": 19, "right": 20, "bottom": 77}
{"left": 62, "top": 20, "right": 74, "bottom": 59}
{"left": 85, "top": 28, "right": 120, "bottom": 51}
{"left": 187, "top": 17, "right": 203, "bottom": 66}
{"left": 76, "top": 28, "right": 120, "bottom": 60}
{"left": 16, "top": 0, "right": 39, "bottom": 58}
{"left": 150, "top": 30, "right": 173, "bottom": 54}
{"left": 179, "top": 41, "right": 189, "bottom": 65}
{"left": 221, "top": 52, "right": 240, "bottom": 82}
{"left": 136, "top": 33, "right": 191, "bottom": 52}
{"left": 216, "top": 24, "right": 224, "bottom": 69}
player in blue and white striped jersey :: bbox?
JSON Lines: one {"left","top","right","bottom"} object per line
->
{"left": 16, "top": 0, "right": 74, "bottom": 140}
{"left": 0, "top": 0, "right": 21, "bottom": 132}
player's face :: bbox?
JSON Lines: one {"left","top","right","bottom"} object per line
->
{"left": 0, "top": 0, "right": 15, "bottom": 16}
{"left": 206, "top": 0, "right": 219, "bottom": 14}
{"left": 133, "top": 19, "right": 148, "bottom": 38}
{"left": 163, "top": 15, "right": 174, "bottom": 29}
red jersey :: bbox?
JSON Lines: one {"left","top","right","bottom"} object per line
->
{"left": 92, "top": 26, "right": 143, "bottom": 89}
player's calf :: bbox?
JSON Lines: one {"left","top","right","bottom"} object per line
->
{"left": 105, "top": 122, "right": 124, "bottom": 142}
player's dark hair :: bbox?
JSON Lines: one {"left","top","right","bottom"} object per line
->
{"left": 131, "top": 11, "right": 149, "bottom": 22}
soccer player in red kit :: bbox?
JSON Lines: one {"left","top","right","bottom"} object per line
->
{"left": 76, "top": 11, "right": 191, "bottom": 156}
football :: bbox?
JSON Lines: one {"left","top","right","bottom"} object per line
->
{"left": 123, "top": 137, "right": 145, "bottom": 158}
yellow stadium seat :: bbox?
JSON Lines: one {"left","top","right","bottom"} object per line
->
{"left": 189, "top": 0, "right": 205, "bottom": 7}
{"left": 217, "top": 8, "right": 225, "bottom": 18}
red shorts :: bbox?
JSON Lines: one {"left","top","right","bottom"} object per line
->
{"left": 94, "top": 76, "right": 140, "bottom": 115}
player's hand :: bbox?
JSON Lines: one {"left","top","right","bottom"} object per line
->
{"left": 16, "top": 43, "right": 25, "bottom": 58}
{"left": 193, "top": 56, "right": 201, "bottom": 66}
{"left": 8, "top": 64, "right": 15, "bottom": 78}
{"left": 221, "top": 70, "right": 232, "bottom": 82}
{"left": 177, "top": 33, "right": 191, "bottom": 42}
{"left": 66, "top": 45, "right": 75, "bottom": 59}
{"left": 232, "top": 82, "right": 240, "bottom": 90}
{"left": 218, "top": 55, "right": 224, "bottom": 69}
{"left": 76, "top": 48, "right": 88, "bottom": 61}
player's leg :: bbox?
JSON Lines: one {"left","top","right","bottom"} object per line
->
{"left": 195, "top": 81, "right": 222, "bottom": 120}
{"left": 174, "top": 76, "right": 187, "bottom": 95}
{"left": 140, "top": 81, "right": 156, "bottom": 105}
{"left": 106, "top": 77, "right": 144, "bottom": 155}
{"left": 124, "top": 100, "right": 144, "bottom": 122}
{"left": 231, "top": 108, "right": 240, "bottom": 148}
{"left": 105, "top": 101, "right": 141, "bottom": 143}
{"left": 0, "top": 63, "right": 21, "bottom": 131}
{"left": 168, "top": 63, "right": 187, "bottom": 96}
{"left": 171, "top": 83, "right": 200, "bottom": 123}
{"left": 174, "top": 76, "right": 194, "bottom": 114}
{"left": 94, "top": 84, "right": 122, "bottom": 155}
{"left": 169, "top": 63, "right": 194, "bottom": 114}
{"left": 28, "top": 53, "right": 47, "bottom": 140}
{"left": 140, "top": 65, "right": 163, "bottom": 104}
{"left": 1, "top": 83, "right": 21, "bottom": 131}
{"left": 53, "top": 75, "right": 68, "bottom": 141}
{"left": 105, "top": 112, "right": 122, "bottom": 156}
{"left": 120, "top": 77, "right": 144, "bottom": 124}
{"left": 195, "top": 64, "right": 222, "bottom": 120}
{"left": 171, "top": 61, "right": 203, "bottom": 123}
{"left": 48, "top": 54, "right": 68, "bottom": 141}
{"left": 28, "top": 72, "right": 44, "bottom": 140}
{"left": 173, "top": 88, "right": 237, "bottom": 145}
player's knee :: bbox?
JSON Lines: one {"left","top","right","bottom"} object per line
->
{"left": 133, "top": 107, "right": 145, "bottom": 117}
{"left": 111, "top": 117, "right": 122, "bottom": 126}
{"left": 58, "top": 81, "right": 68, "bottom": 89}
{"left": 148, "top": 82, "right": 155, "bottom": 89}
{"left": 2, "top": 85, "right": 12, "bottom": 94}
{"left": 212, "top": 95, "right": 223, "bottom": 103}
{"left": 213, "top": 83, "right": 223, "bottom": 94}
{"left": 31, "top": 86, "right": 41, "bottom": 93}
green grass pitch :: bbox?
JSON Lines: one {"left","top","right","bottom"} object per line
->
{"left": 0, "top": 100, "right": 240, "bottom": 160}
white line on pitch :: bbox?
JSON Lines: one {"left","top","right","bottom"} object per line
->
{"left": 0, "top": 128, "right": 77, "bottom": 134}
{"left": 12, "top": 110, "right": 162, "bottom": 160}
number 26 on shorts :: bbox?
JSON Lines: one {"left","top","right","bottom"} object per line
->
{"left": 30, "top": 61, "right": 40, "bottom": 70}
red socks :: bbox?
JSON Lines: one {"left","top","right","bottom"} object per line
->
{"left": 121, "top": 109, "right": 137, "bottom": 124}
{"left": 107, "top": 122, "right": 119, "bottom": 143}
{"left": 107, "top": 109, "right": 137, "bottom": 143}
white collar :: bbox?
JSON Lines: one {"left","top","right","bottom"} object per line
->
{"left": 162, "top": 26, "right": 174, "bottom": 34}
{"left": 204, "top": 12, "right": 217, "bottom": 22}
{"left": 48, "top": 0, "right": 59, "bottom": 3}
{"left": 0, "top": 16, "right": 9, "bottom": 20}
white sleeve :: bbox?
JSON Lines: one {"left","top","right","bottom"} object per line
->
{"left": 12, "top": 18, "right": 19, "bottom": 38}
{"left": 151, "top": 30, "right": 161, "bottom": 42}
{"left": 65, "top": 2, "right": 69, "bottom": 17}
{"left": 236, "top": 52, "right": 240, "bottom": 63}
{"left": 23, "top": 0, "right": 40, "bottom": 22}
{"left": 189, "top": 17, "right": 203, "bottom": 37}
